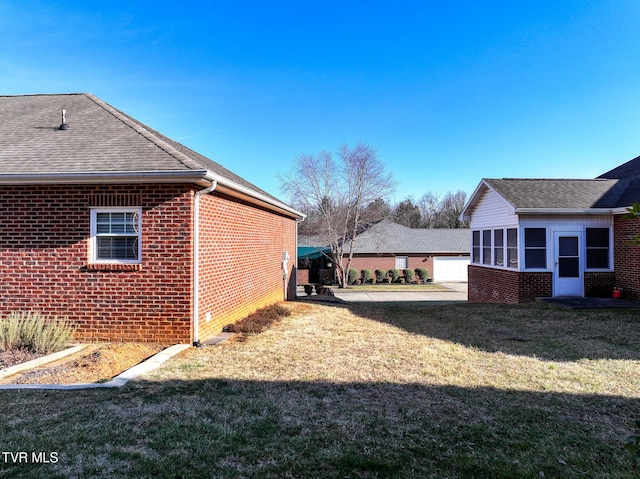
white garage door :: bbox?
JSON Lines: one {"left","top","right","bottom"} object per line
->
{"left": 433, "top": 257, "right": 469, "bottom": 282}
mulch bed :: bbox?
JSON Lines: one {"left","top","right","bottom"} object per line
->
{"left": 0, "top": 349, "right": 45, "bottom": 369}
{"left": 0, "top": 343, "right": 166, "bottom": 385}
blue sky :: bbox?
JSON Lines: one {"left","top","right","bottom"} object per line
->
{"left": 2, "top": 1, "right": 640, "bottom": 203}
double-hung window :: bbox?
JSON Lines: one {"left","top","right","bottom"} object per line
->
{"left": 395, "top": 256, "right": 409, "bottom": 269}
{"left": 494, "top": 229, "right": 504, "bottom": 267}
{"left": 91, "top": 208, "right": 142, "bottom": 263}
{"left": 506, "top": 228, "right": 518, "bottom": 268}
{"left": 472, "top": 231, "right": 481, "bottom": 264}
{"left": 586, "top": 228, "right": 610, "bottom": 269}
{"left": 524, "top": 228, "right": 546, "bottom": 269}
{"left": 482, "top": 230, "right": 492, "bottom": 265}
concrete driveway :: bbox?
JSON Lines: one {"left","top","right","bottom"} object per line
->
{"left": 330, "top": 282, "right": 467, "bottom": 303}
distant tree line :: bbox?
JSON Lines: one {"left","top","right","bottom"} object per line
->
{"left": 298, "top": 190, "right": 469, "bottom": 236}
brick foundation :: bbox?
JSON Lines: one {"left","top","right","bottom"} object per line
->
{"left": 468, "top": 265, "right": 552, "bottom": 303}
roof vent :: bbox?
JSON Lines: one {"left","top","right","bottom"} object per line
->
{"left": 58, "top": 109, "right": 69, "bottom": 130}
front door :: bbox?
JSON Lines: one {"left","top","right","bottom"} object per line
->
{"left": 553, "top": 232, "right": 583, "bottom": 297}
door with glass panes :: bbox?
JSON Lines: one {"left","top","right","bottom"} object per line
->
{"left": 553, "top": 231, "right": 583, "bottom": 297}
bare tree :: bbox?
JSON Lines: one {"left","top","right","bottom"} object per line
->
{"left": 279, "top": 142, "right": 395, "bottom": 287}
{"left": 418, "top": 191, "right": 442, "bottom": 228}
{"left": 418, "top": 190, "right": 469, "bottom": 228}
{"left": 439, "top": 190, "right": 469, "bottom": 228}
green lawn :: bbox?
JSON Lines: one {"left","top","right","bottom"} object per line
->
{"left": 1, "top": 301, "right": 639, "bottom": 478}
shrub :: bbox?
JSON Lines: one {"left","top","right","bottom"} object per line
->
{"left": 0, "top": 312, "right": 74, "bottom": 354}
{"left": 348, "top": 268, "right": 359, "bottom": 285}
{"left": 415, "top": 268, "right": 430, "bottom": 283}
{"left": 404, "top": 269, "right": 415, "bottom": 283}
{"left": 361, "top": 269, "right": 373, "bottom": 284}
{"left": 388, "top": 269, "right": 401, "bottom": 283}
{"left": 375, "top": 269, "right": 387, "bottom": 284}
{"left": 225, "top": 304, "right": 292, "bottom": 334}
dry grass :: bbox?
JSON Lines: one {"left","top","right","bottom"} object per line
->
{"left": 154, "top": 301, "right": 640, "bottom": 395}
{"left": 1, "top": 300, "right": 639, "bottom": 478}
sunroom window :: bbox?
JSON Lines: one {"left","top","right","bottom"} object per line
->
{"left": 524, "top": 228, "right": 546, "bottom": 269}
{"left": 586, "top": 228, "right": 610, "bottom": 269}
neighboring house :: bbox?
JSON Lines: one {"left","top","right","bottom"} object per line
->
{"left": 460, "top": 156, "right": 640, "bottom": 303}
{"left": 0, "top": 93, "right": 304, "bottom": 344}
{"left": 297, "top": 235, "right": 333, "bottom": 284}
{"left": 341, "top": 220, "right": 470, "bottom": 282}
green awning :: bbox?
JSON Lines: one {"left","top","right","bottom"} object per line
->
{"left": 298, "top": 246, "right": 331, "bottom": 260}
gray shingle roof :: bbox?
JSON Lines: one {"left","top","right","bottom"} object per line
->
{"left": 483, "top": 178, "right": 631, "bottom": 209}
{"left": 347, "top": 220, "right": 469, "bottom": 254}
{"left": 462, "top": 155, "right": 640, "bottom": 220}
{"left": 599, "top": 155, "right": 640, "bottom": 179}
{"left": 0, "top": 93, "right": 283, "bottom": 204}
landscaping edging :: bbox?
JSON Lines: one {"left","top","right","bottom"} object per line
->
{"left": 0, "top": 345, "right": 86, "bottom": 381}
{"left": 0, "top": 344, "right": 191, "bottom": 390}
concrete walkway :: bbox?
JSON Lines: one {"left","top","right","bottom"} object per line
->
{"left": 328, "top": 283, "right": 467, "bottom": 303}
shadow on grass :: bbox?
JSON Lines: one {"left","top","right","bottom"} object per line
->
{"left": 0, "top": 378, "right": 638, "bottom": 478}
{"left": 315, "top": 300, "right": 640, "bottom": 362}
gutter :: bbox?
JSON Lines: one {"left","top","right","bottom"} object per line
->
{"left": 206, "top": 171, "right": 305, "bottom": 220}
{"left": 514, "top": 208, "right": 613, "bottom": 215}
{"left": 0, "top": 170, "right": 212, "bottom": 186}
{"left": 192, "top": 180, "right": 218, "bottom": 347}
{"left": 0, "top": 170, "right": 305, "bottom": 220}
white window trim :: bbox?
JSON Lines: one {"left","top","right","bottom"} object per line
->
{"left": 522, "top": 226, "right": 548, "bottom": 272}
{"left": 584, "top": 226, "right": 613, "bottom": 272}
{"left": 395, "top": 256, "right": 409, "bottom": 270}
{"left": 90, "top": 207, "right": 142, "bottom": 264}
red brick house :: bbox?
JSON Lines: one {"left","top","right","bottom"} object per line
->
{"left": 0, "top": 93, "right": 304, "bottom": 344}
{"left": 460, "top": 156, "right": 640, "bottom": 303}
{"left": 300, "top": 220, "right": 470, "bottom": 283}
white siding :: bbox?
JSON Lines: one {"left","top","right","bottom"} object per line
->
{"left": 519, "top": 215, "right": 612, "bottom": 228}
{"left": 468, "top": 187, "right": 518, "bottom": 229}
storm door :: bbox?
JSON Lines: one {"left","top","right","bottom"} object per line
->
{"left": 553, "top": 232, "right": 583, "bottom": 297}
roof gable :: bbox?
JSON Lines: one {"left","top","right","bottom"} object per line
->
{"left": 484, "top": 178, "right": 625, "bottom": 209}
{"left": 599, "top": 155, "right": 640, "bottom": 179}
{"left": 0, "top": 93, "right": 302, "bottom": 218}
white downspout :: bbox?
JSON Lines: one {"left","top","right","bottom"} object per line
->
{"left": 192, "top": 180, "right": 217, "bottom": 347}
{"left": 294, "top": 216, "right": 305, "bottom": 298}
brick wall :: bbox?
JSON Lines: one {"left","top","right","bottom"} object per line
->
{"left": 0, "top": 184, "right": 299, "bottom": 344}
{"left": 297, "top": 269, "right": 310, "bottom": 285}
{"left": 348, "top": 254, "right": 434, "bottom": 278}
{"left": 613, "top": 215, "right": 640, "bottom": 299}
{"left": 468, "top": 265, "right": 551, "bottom": 303}
{"left": 196, "top": 192, "right": 297, "bottom": 340}
{"left": 0, "top": 184, "right": 193, "bottom": 343}
{"left": 584, "top": 272, "right": 616, "bottom": 297}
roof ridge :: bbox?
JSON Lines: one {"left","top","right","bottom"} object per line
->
{"left": 84, "top": 93, "right": 206, "bottom": 173}
{"left": 496, "top": 178, "right": 612, "bottom": 181}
